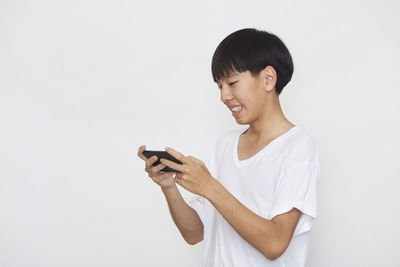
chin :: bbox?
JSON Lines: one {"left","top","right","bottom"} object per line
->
{"left": 235, "top": 119, "right": 248, "bottom": 125}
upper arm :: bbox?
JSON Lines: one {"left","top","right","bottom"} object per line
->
{"left": 270, "top": 207, "right": 301, "bottom": 259}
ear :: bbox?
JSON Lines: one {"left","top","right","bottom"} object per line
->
{"left": 262, "top": 66, "right": 277, "bottom": 93}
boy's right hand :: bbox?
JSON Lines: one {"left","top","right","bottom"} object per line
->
{"left": 137, "top": 145, "right": 176, "bottom": 190}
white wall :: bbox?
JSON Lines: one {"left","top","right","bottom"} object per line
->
{"left": 1, "top": 0, "right": 399, "bottom": 266}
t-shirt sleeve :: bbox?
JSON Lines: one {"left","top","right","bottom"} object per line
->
{"left": 187, "top": 143, "right": 219, "bottom": 224}
{"left": 270, "top": 140, "right": 319, "bottom": 236}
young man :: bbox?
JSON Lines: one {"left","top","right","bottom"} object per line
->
{"left": 137, "top": 28, "right": 319, "bottom": 266}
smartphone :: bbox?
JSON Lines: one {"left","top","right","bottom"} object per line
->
{"left": 142, "top": 150, "right": 183, "bottom": 173}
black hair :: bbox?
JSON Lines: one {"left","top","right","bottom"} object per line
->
{"left": 211, "top": 28, "right": 294, "bottom": 96}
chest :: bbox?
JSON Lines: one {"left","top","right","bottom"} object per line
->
{"left": 237, "top": 134, "right": 275, "bottom": 161}
{"left": 217, "top": 148, "right": 285, "bottom": 219}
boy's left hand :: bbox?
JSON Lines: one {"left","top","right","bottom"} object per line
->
{"left": 160, "top": 147, "right": 217, "bottom": 197}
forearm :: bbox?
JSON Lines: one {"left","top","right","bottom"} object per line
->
{"left": 205, "top": 180, "right": 279, "bottom": 259}
{"left": 162, "top": 183, "right": 204, "bottom": 244}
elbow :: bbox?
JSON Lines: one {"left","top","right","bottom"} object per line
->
{"left": 184, "top": 235, "right": 203, "bottom": 246}
{"left": 187, "top": 239, "right": 201, "bottom": 246}
{"left": 182, "top": 230, "right": 204, "bottom": 245}
{"left": 263, "top": 251, "right": 280, "bottom": 262}
{"left": 264, "top": 253, "right": 281, "bottom": 262}
{"left": 261, "top": 242, "right": 286, "bottom": 261}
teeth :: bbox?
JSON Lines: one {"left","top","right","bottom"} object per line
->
{"left": 232, "top": 106, "right": 242, "bottom": 112}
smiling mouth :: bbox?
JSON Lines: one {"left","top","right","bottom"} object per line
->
{"left": 232, "top": 106, "right": 243, "bottom": 117}
{"left": 231, "top": 106, "right": 242, "bottom": 112}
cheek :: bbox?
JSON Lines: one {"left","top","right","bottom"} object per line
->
{"left": 233, "top": 87, "right": 248, "bottom": 101}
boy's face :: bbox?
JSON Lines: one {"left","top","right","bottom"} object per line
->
{"left": 216, "top": 67, "right": 276, "bottom": 125}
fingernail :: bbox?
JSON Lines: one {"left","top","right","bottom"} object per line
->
{"left": 165, "top": 147, "right": 169, "bottom": 151}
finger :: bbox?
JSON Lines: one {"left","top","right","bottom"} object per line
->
{"left": 149, "top": 163, "right": 166, "bottom": 175}
{"left": 165, "top": 147, "right": 187, "bottom": 164}
{"left": 137, "top": 145, "right": 147, "bottom": 160}
{"left": 160, "top": 158, "right": 184, "bottom": 173}
{"left": 145, "top": 155, "right": 159, "bottom": 169}
{"left": 187, "top": 155, "right": 201, "bottom": 163}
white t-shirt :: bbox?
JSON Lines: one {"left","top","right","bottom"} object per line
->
{"left": 188, "top": 125, "right": 319, "bottom": 267}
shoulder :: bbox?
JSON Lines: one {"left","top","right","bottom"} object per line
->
{"left": 282, "top": 126, "right": 318, "bottom": 166}
{"left": 287, "top": 126, "right": 317, "bottom": 152}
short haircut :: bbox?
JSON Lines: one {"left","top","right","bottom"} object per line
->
{"left": 211, "top": 28, "right": 294, "bottom": 96}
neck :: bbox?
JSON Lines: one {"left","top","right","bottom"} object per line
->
{"left": 245, "top": 96, "right": 294, "bottom": 141}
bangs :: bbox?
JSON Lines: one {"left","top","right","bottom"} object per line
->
{"left": 211, "top": 29, "right": 267, "bottom": 82}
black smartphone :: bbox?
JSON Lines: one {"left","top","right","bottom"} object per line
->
{"left": 142, "top": 150, "right": 183, "bottom": 173}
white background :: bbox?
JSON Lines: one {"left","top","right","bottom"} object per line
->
{"left": 1, "top": 0, "right": 399, "bottom": 266}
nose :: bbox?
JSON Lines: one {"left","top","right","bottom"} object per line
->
{"left": 220, "top": 86, "right": 233, "bottom": 103}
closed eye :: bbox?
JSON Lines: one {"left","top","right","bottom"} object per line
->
{"left": 217, "top": 81, "right": 238, "bottom": 90}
